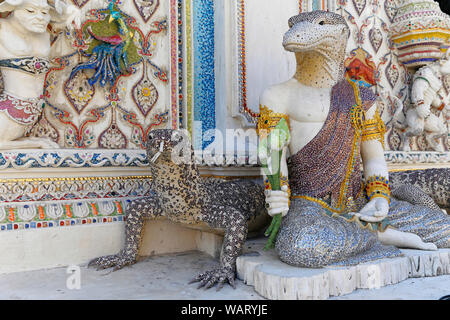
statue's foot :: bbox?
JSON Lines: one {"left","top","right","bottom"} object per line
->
{"left": 432, "top": 144, "right": 445, "bottom": 153}
{"left": 189, "top": 267, "right": 236, "bottom": 291}
{"left": 88, "top": 253, "right": 136, "bottom": 271}
{"left": 378, "top": 228, "right": 438, "bottom": 251}
{"left": 401, "top": 142, "right": 411, "bottom": 152}
{"left": 425, "top": 135, "right": 445, "bottom": 152}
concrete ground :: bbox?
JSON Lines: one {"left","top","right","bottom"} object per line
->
{"left": 0, "top": 250, "right": 449, "bottom": 300}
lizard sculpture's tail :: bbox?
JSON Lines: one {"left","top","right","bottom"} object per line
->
{"left": 392, "top": 184, "right": 442, "bottom": 211}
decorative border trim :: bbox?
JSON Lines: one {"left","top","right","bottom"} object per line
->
{"left": 170, "top": 0, "right": 179, "bottom": 129}
{"left": 0, "top": 215, "right": 125, "bottom": 232}
{"left": 0, "top": 197, "right": 133, "bottom": 232}
{"left": 299, "top": 0, "right": 336, "bottom": 12}
{"left": 384, "top": 151, "right": 450, "bottom": 164}
{"left": 186, "top": 0, "right": 194, "bottom": 136}
{"left": 0, "top": 150, "right": 446, "bottom": 169}
{"left": 236, "top": 0, "right": 258, "bottom": 125}
{"left": 177, "top": 0, "right": 185, "bottom": 129}
{"left": 0, "top": 150, "right": 148, "bottom": 169}
{"left": 0, "top": 175, "right": 152, "bottom": 203}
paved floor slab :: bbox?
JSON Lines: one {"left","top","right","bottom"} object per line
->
{"left": 0, "top": 251, "right": 264, "bottom": 300}
{"left": 0, "top": 238, "right": 448, "bottom": 300}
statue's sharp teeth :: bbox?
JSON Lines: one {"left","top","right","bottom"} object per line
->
{"left": 151, "top": 152, "right": 161, "bottom": 163}
{"left": 150, "top": 142, "right": 165, "bottom": 163}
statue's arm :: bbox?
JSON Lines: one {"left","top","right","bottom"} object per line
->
{"left": 258, "top": 88, "right": 290, "bottom": 217}
{"left": 359, "top": 102, "right": 390, "bottom": 222}
{"left": 411, "top": 78, "right": 428, "bottom": 105}
{"left": 411, "top": 77, "right": 432, "bottom": 118}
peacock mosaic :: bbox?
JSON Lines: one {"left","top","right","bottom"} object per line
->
{"left": 31, "top": 0, "right": 171, "bottom": 150}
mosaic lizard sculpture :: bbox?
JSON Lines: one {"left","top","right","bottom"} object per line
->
{"left": 260, "top": 10, "right": 449, "bottom": 269}
{"left": 89, "top": 129, "right": 267, "bottom": 290}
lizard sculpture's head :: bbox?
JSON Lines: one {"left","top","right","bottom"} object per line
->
{"left": 147, "top": 129, "right": 192, "bottom": 164}
{"left": 283, "top": 10, "right": 349, "bottom": 55}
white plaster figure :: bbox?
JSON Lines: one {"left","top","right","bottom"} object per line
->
{"left": 0, "top": 0, "right": 77, "bottom": 149}
{"left": 401, "top": 51, "right": 450, "bottom": 152}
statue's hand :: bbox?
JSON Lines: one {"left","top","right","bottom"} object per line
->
{"left": 264, "top": 186, "right": 290, "bottom": 217}
{"left": 354, "top": 197, "right": 389, "bottom": 223}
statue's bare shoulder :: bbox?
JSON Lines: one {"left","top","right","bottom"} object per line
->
{"left": 259, "top": 79, "right": 295, "bottom": 115}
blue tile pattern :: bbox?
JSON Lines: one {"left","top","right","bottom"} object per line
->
{"left": 193, "top": 0, "right": 216, "bottom": 149}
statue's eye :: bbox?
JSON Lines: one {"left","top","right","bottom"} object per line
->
{"left": 26, "top": 9, "right": 35, "bottom": 13}
{"left": 318, "top": 21, "right": 325, "bottom": 25}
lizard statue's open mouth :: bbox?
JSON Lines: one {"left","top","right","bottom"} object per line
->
{"left": 149, "top": 141, "right": 165, "bottom": 163}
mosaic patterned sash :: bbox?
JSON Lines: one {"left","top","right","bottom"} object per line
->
{"left": 288, "top": 79, "right": 377, "bottom": 212}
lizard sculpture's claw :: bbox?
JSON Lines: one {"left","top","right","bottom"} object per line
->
{"left": 189, "top": 267, "right": 236, "bottom": 291}
{"left": 87, "top": 252, "right": 136, "bottom": 271}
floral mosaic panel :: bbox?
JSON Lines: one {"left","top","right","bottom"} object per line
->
{"left": 34, "top": 0, "right": 171, "bottom": 150}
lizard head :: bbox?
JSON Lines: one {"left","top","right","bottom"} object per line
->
{"left": 283, "top": 10, "right": 349, "bottom": 54}
{"left": 146, "top": 129, "right": 191, "bottom": 164}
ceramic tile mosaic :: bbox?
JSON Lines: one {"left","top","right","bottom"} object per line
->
{"left": 193, "top": 0, "right": 216, "bottom": 149}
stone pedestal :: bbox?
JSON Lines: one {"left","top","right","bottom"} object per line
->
{"left": 237, "top": 238, "right": 450, "bottom": 300}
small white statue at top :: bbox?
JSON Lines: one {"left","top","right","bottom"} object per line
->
{"left": 0, "top": 0, "right": 77, "bottom": 149}
{"left": 401, "top": 51, "right": 450, "bottom": 152}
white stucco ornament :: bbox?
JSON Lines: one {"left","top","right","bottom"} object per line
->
{"left": 399, "top": 51, "right": 450, "bottom": 152}
{"left": 390, "top": 0, "right": 450, "bottom": 68}
{"left": 0, "top": 0, "right": 78, "bottom": 149}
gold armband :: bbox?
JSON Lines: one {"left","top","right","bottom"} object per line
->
{"left": 361, "top": 108, "right": 386, "bottom": 147}
{"left": 366, "top": 175, "right": 391, "bottom": 204}
{"left": 257, "top": 105, "right": 290, "bottom": 139}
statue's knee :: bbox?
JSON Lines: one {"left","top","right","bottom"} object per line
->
{"left": 275, "top": 219, "right": 343, "bottom": 268}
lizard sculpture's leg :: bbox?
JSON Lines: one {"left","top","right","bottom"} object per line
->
{"left": 190, "top": 205, "right": 248, "bottom": 291}
{"left": 88, "top": 195, "right": 163, "bottom": 271}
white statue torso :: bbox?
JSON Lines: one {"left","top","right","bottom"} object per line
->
{"left": 260, "top": 78, "right": 332, "bottom": 156}
{"left": 0, "top": 19, "right": 50, "bottom": 99}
